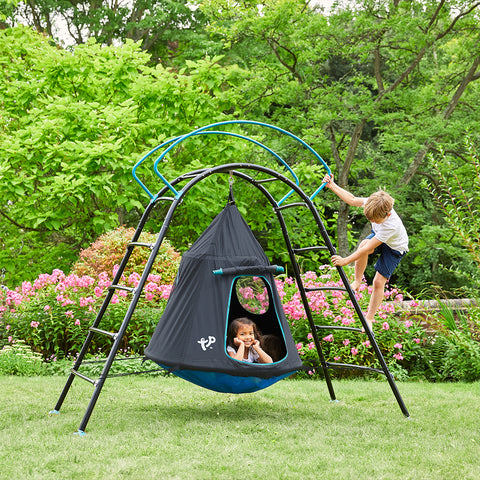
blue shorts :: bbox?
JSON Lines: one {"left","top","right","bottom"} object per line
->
{"left": 366, "top": 232, "right": 406, "bottom": 280}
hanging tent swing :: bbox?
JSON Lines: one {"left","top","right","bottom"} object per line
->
{"left": 144, "top": 200, "right": 304, "bottom": 393}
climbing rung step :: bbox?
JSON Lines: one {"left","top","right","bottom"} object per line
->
{"left": 315, "top": 325, "right": 362, "bottom": 333}
{"left": 108, "top": 284, "right": 135, "bottom": 293}
{"left": 326, "top": 362, "right": 384, "bottom": 375}
{"left": 71, "top": 369, "right": 97, "bottom": 385}
{"left": 276, "top": 202, "right": 307, "bottom": 211}
{"left": 127, "top": 241, "right": 154, "bottom": 249}
{"left": 293, "top": 246, "right": 329, "bottom": 254}
{"left": 305, "top": 286, "right": 346, "bottom": 292}
{"left": 156, "top": 196, "right": 175, "bottom": 202}
{"left": 255, "top": 177, "right": 278, "bottom": 184}
{"left": 89, "top": 327, "right": 118, "bottom": 339}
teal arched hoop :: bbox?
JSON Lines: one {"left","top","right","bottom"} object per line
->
{"left": 132, "top": 120, "right": 331, "bottom": 205}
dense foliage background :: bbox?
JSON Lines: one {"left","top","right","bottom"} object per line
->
{"left": 1, "top": 0, "right": 480, "bottom": 299}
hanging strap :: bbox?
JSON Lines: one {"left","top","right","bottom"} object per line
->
{"left": 227, "top": 171, "right": 235, "bottom": 204}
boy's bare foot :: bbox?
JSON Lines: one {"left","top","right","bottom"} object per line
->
{"left": 351, "top": 280, "right": 361, "bottom": 292}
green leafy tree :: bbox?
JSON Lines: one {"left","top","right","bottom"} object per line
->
{"left": 0, "top": 0, "right": 222, "bottom": 65}
{"left": 3, "top": 2, "right": 480, "bottom": 298}
{"left": 0, "top": 26, "right": 242, "bottom": 287}
{"left": 0, "top": 0, "right": 17, "bottom": 24}
{"left": 426, "top": 134, "right": 480, "bottom": 292}
{"left": 198, "top": 0, "right": 480, "bottom": 295}
{"left": 202, "top": 0, "right": 480, "bottom": 254}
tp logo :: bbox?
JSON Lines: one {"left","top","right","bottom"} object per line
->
{"left": 197, "top": 336, "right": 216, "bottom": 351}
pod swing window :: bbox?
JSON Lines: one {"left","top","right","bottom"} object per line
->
{"left": 227, "top": 275, "right": 287, "bottom": 363}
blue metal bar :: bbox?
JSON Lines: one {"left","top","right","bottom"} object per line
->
{"left": 133, "top": 129, "right": 300, "bottom": 202}
{"left": 151, "top": 130, "right": 300, "bottom": 203}
{"left": 159, "top": 130, "right": 300, "bottom": 184}
{"left": 132, "top": 138, "right": 180, "bottom": 200}
{"left": 132, "top": 120, "right": 331, "bottom": 203}
{"left": 190, "top": 121, "right": 331, "bottom": 203}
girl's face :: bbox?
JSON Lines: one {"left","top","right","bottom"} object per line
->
{"left": 236, "top": 324, "right": 255, "bottom": 346}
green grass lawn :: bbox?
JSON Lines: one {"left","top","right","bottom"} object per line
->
{"left": 1, "top": 375, "right": 479, "bottom": 479}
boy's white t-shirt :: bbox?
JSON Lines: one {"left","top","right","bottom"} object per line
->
{"left": 361, "top": 199, "right": 409, "bottom": 254}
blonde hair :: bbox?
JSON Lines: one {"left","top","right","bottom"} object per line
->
{"left": 364, "top": 190, "right": 394, "bottom": 222}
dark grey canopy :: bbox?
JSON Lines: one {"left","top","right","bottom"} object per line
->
{"left": 144, "top": 202, "right": 303, "bottom": 385}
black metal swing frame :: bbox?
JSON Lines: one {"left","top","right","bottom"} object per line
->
{"left": 50, "top": 121, "right": 410, "bottom": 434}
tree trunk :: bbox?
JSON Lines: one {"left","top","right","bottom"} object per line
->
{"left": 335, "top": 120, "right": 367, "bottom": 256}
{"left": 396, "top": 54, "right": 480, "bottom": 189}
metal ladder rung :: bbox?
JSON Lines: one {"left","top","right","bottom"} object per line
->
{"left": 108, "top": 284, "right": 135, "bottom": 293}
{"left": 293, "top": 246, "right": 329, "bottom": 254}
{"left": 71, "top": 369, "right": 98, "bottom": 385}
{"left": 89, "top": 326, "right": 118, "bottom": 339}
{"left": 155, "top": 196, "right": 176, "bottom": 202}
{"left": 255, "top": 177, "right": 279, "bottom": 184}
{"left": 305, "top": 286, "right": 347, "bottom": 292}
{"left": 127, "top": 241, "right": 154, "bottom": 249}
{"left": 276, "top": 202, "right": 308, "bottom": 211}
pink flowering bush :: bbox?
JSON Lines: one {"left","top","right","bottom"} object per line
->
{"left": 71, "top": 226, "right": 181, "bottom": 284}
{"left": 275, "top": 266, "right": 428, "bottom": 379}
{"left": 0, "top": 269, "right": 171, "bottom": 358}
{"left": 0, "top": 262, "right": 430, "bottom": 379}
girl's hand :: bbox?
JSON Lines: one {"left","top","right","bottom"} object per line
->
{"left": 229, "top": 336, "right": 247, "bottom": 360}
{"left": 252, "top": 340, "right": 273, "bottom": 363}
